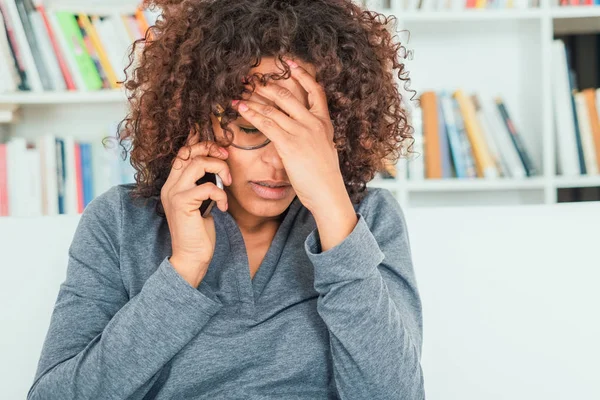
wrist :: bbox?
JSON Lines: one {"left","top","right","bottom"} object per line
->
{"left": 168, "top": 255, "right": 209, "bottom": 288}
{"left": 310, "top": 185, "right": 355, "bottom": 223}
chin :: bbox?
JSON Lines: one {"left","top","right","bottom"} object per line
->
{"left": 246, "top": 202, "right": 291, "bottom": 218}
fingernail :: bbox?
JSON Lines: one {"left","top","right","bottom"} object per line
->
{"left": 238, "top": 103, "right": 249, "bottom": 112}
{"left": 286, "top": 60, "right": 298, "bottom": 68}
{"left": 232, "top": 100, "right": 240, "bottom": 106}
{"left": 220, "top": 148, "right": 228, "bottom": 156}
{"left": 228, "top": 172, "right": 233, "bottom": 184}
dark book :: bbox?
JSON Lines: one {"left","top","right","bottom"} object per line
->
{"left": 0, "top": 7, "right": 28, "bottom": 90}
{"left": 14, "top": 0, "right": 52, "bottom": 90}
{"left": 495, "top": 98, "right": 538, "bottom": 177}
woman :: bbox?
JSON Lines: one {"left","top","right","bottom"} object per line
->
{"left": 28, "top": 0, "right": 424, "bottom": 399}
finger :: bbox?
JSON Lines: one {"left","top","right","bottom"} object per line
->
{"left": 186, "top": 126, "right": 201, "bottom": 146}
{"left": 165, "top": 141, "right": 229, "bottom": 191}
{"left": 178, "top": 138, "right": 228, "bottom": 164}
{"left": 235, "top": 101, "right": 290, "bottom": 144}
{"left": 235, "top": 99, "right": 302, "bottom": 138}
{"left": 174, "top": 156, "right": 232, "bottom": 192}
{"left": 253, "top": 82, "right": 315, "bottom": 127}
{"left": 284, "top": 60, "right": 328, "bottom": 120}
{"left": 177, "top": 182, "right": 229, "bottom": 213}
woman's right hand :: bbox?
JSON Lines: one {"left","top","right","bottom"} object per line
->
{"left": 160, "top": 131, "right": 232, "bottom": 288}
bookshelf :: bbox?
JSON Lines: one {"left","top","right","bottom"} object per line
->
{"left": 363, "top": 0, "right": 600, "bottom": 209}
{"left": 1, "top": 0, "right": 600, "bottom": 217}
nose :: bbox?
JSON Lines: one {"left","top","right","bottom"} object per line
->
{"left": 260, "top": 140, "right": 285, "bottom": 170}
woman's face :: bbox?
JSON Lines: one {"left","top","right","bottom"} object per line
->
{"left": 210, "top": 56, "right": 317, "bottom": 220}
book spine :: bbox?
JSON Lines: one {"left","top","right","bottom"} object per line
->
{"left": 54, "top": 11, "right": 102, "bottom": 91}
{"left": 78, "top": 14, "right": 119, "bottom": 89}
{"left": 0, "top": 2, "right": 29, "bottom": 90}
{"left": 74, "top": 142, "right": 84, "bottom": 213}
{"left": 3, "top": 0, "right": 42, "bottom": 90}
{"left": 440, "top": 92, "right": 467, "bottom": 178}
{"left": 567, "top": 68, "right": 587, "bottom": 174}
{"left": 27, "top": 6, "right": 65, "bottom": 91}
{"left": 0, "top": 143, "right": 8, "bottom": 216}
{"left": 420, "top": 91, "right": 443, "bottom": 179}
{"left": 81, "top": 142, "right": 94, "bottom": 207}
{"left": 14, "top": 0, "right": 52, "bottom": 89}
{"left": 455, "top": 90, "right": 498, "bottom": 178}
{"left": 55, "top": 138, "right": 65, "bottom": 214}
{"left": 495, "top": 99, "right": 537, "bottom": 177}
{"left": 36, "top": 4, "right": 76, "bottom": 90}
{"left": 452, "top": 97, "right": 477, "bottom": 178}
{"left": 75, "top": 15, "right": 109, "bottom": 89}
{"left": 437, "top": 97, "right": 453, "bottom": 178}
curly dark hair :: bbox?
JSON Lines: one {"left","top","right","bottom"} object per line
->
{"left": 111, "top": 0, "right": 415, "bottom": 217}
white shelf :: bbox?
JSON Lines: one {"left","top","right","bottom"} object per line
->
{"left": 371, "top": 7, "right": 600, "bottom": 22}
{"left": 387, "top": 9, "right": 543, "bottom": 22}
{"left": 406, "top": 178, "right": 547, "bottom": 192}
{"left": 44, "top": 0, "right": 139, "bottom": 15}
{"left": 367, "top": 179, "right": 398, "bottom": 191}
{"left": 0, "top": 90, "right": 126, "bottom": 105}
{"left": 554, "top": 176, "right": 600, "bottom": 189}
{"left": 370, "top": 176, "right": 600, "bottom": 192}
{"left": 367, "top": 178, "right": 547, "bottom": 192}
{"left": 550, "top": 6, "right": 600, "bottom": 19}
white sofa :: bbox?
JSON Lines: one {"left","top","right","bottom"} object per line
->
{"left": 1, "top": 201, "right": 599, "bottom": 400}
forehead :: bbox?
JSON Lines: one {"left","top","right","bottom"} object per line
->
{"left": 235, "top": 57, "right": 315, "bottom": 125}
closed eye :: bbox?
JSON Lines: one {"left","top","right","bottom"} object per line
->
{"left": 239, "top": 126, "right": 260, "bottom": 134}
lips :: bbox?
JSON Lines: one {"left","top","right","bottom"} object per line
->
{"left": 252, "top": 181, "right": 291, "bottom": 188}
{"left": 250, "top": 182, "right": 292, "bottom": 200}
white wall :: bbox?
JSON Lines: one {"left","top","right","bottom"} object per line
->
{"left": 1, "top": 201, "right": 599, "bottom": 399}
{"left": 408, "top": 202, "right": 600, "bottom": 399}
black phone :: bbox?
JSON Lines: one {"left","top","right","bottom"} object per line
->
{"left": 195, "top": 125, "right": 225, "bottom": 218}
{"left": 196, "top": 173, "right": 224, "bottom": 217}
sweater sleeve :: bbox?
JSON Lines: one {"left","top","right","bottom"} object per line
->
{"left": 304, "top": 188, "right": 425, "bottom": 400}
{"left": 27, "top": 186, "right": 223, "bottom": 400}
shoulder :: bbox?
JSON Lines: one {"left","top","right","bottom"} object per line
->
{"left": 82, "top": 184, "right": 123, "bottom": 224}
{"left": 77, "top": 183, "right": 161, "bottom": 252}
{"left": 69, "top": 185, "right": 125, "bottom": 262}
{"left": 88, "top": 183, "right": 160, "bottom": 217}
{"left": 80, "top": 183, "right": 154, "bottom": 236}
{"left": 352, "top": 187, "right": 411, "bottom": 246}
{"left": 355, "top": 187, "right": 406, "bottom": 226}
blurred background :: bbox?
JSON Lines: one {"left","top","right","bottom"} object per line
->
{"left": 1, "top": 0, "right": 599, "bottom": 399}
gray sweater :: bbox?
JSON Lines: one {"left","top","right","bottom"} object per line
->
{"left": 27, "top": 183, "right": 424, "bottom": 399}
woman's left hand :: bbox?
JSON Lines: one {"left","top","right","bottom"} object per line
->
{"left": 233, "top": 59, "right": 350, "bottom": 216}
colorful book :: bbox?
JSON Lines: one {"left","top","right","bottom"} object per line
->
{"left": 54, "top": 11, "right": 102, "bottom": 91}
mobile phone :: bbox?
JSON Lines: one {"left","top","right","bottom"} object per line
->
{"left": 195, "top": 124, "right": 225, "bottom": 217}
{"left": 196, "top": 173, "right": 224, "bottom": 217}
